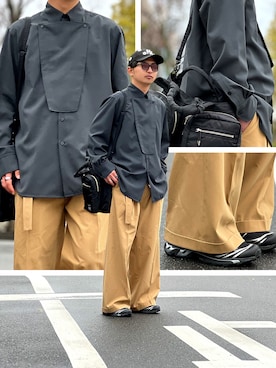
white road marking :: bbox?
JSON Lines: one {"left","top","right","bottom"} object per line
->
{"left": 164, "top": 311, "right": 276, "bottom": 368}
{"left": 224, "top": 321, "right": 276, "bottom": 328}
{"left": 181, "top": 311, "right": 276, "bottom": 363}
{"left": 193, "top": 362, "right": 273, "bottom": 367}
{"left": 27, "top": 274, "right": 106, "bottom": 368}
{"left": 0, "top": 290, "right": 239, "bottom": 302}
{"left": 0, "top": 292, "right": 102, "bottom": 301}
{"left": 164, "top": 325, "right": 242, "bottom": 362}
{"left": 159, "top": 291, "right": 240, "bottom": 298}
{"left": 169, "top": 147, "right": 276, "bottom": 154}
{"left": 165, "top": 311, "right": 276, "bottom": 367}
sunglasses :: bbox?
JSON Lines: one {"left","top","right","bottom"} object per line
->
{"left": 136, "top": 61, "right": 159, "bottom": 72}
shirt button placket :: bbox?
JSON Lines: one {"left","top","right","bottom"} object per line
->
{"left": 59, "top": 114, "right": 65, "bottom": 146}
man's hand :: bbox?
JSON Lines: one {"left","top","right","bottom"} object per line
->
{"left": 104, "top": 170, "right": 118, "bottom": 186}
{"left": 1, "top": 170, "right": 20, "bottom": 195}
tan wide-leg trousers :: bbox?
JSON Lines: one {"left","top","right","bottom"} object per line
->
{"left": 14, "top": 194, "right": 108, "bottom": 270}
{"left": 165, "top": 114, "right": 275, "bottom": 253}
{"left": 165, "top": 153, "right": 275, "bottom": 253}
{"left": 102, "top": 185, "right": 162, "bottom": 314}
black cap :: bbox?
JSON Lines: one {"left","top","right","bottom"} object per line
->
{"left": 128, "top": 49, "right": 164, "bottom": 67}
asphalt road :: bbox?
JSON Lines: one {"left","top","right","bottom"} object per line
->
{"left": 0, "top": 272, "right": 276, "bottom": 368}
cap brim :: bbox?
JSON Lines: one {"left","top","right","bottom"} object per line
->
{"left": 137, "top": 54, "right": 164, "bottom": 64}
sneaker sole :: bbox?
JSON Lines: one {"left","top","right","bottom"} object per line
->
{"left": 132, "top": 307, "right": 161, "bottom": 314}
{"left": 164, "top": 243, "right": 195, "bottom": 259}
{"left": 250, "top": 241, "right": 276, "bottom": 252}
{"left": 132, "top": 310, "right": 160, "bottom": 314}
{"left": 164, "top": 243, "right": 261, "bottom": 266}
{"left": 103, "top": 310, "right": 132, "bottom": 317}
{"left": 258, "top": 243, "right": 276, "bottom": 252}
{"left": 196, "top": 252, "right": 261, "bottom": 266}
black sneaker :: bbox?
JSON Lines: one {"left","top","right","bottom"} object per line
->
{"left": 132, "top": 305, "right": 160, "bottom": 314}
{"left": 164, "top": 242, "right": 194, "bottom": 258}
{"left": 241, "top": 232, "right": 276, "bottom": 252}
{"left": 164, "top": 242, "right": 261, "bottom": 266}
{"left": 103, "top": 308, "right": 132, "bottom": 317}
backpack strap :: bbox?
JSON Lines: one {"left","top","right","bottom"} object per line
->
{"left": 108, "top": 89, "right": 127, "bottom": 158}
{"left": 171, "top": 10, "right": 192, "bottom": 80}
{"left": 75, "top": 89, "right": 128, "bottom": 178}
{"left": 16, "top": 17, "right": 31, "bottom": 104}
{"left": 12, "top": 17, "right": 31, "bottom": 141}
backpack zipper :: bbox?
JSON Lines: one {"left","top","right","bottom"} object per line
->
{"left": 82, "top": 175, "right": 100, "bottom": 192}
{"left": 195, "top": 128, "right": 235, "bottom": 146}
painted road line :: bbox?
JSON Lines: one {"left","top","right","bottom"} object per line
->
{"left": 166, "top": 312, "right": 276, "bottom": 368}
{"left": 27, "top": 274, "right": 106, "bottom": 368}
{"left": 192, "top": 361, "right": 272, "bottom": 367}
{"left": 0, "top": 290, "right": 239, "bottom": 302}
{"left": 0, "top": 292, "right": 102, "bottom": 301}
{"left": 164, "top": 325, "right": 242, "bottom": 362}
{"left": 224, "top": 321, "right": 276, "bottom": 328}
{"left": 181, "top": 311, "right": 276, "bottom": 363}
{"left": 159, "top": 291, "right": 240, "bottom": 298}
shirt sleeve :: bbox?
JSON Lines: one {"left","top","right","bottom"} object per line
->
{"left": 110, "top": 27, "right": 129, "bottom": 92}
{"left": 0, "top": 22, "right": 22, "bottom": 177}
{"left": 87, "top": 95, "right": 118, "bottom": 178}
{"left": 199, "top": 0, "right": 257, "bottom": 121}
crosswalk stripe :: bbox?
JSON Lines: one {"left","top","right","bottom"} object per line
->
{"left": 181, "top": 311, "right": 276, "bottom": 362}
{"left": 0, "top": 290, "right": 239, "bottom": 302}
{"left": 27, "top": 274, "right": 107, "bottom": 368}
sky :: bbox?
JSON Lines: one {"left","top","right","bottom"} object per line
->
{"left": 255, "top": 0, "right": 276, "bottom": 35}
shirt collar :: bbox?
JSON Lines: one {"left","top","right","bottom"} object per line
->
{"left": 129, "top": 83, "right": 150, "bottom": 98}
{"left": 44, "top": 2, "right": 85, "bottom": 22}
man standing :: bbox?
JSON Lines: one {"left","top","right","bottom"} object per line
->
{"left": 0, "top": 1, "right": 129, "bottom": 269}
{"left": 88, "top": 49, "right": 169, "bottom": 317}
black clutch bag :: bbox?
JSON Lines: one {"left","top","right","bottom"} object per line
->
{"left": 0, "top": 187, "right": 15, "bottom": 222}
{"left": 74, "top": 164, "right": 112, "bottom": 214}
{"left": 181, "top": 110, "right": 241, "bottom": 147}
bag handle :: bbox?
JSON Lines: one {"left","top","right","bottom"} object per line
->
{"left": 171, "top": 11, "right": 192, "bottom": 80}
{"left": 175, "top": 65, "right": 221, "bottom": 98}
{"left": 166, "top": 81, "right": 215, "bottom": 115}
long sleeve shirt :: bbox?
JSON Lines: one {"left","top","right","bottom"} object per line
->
{"left": 88, "top": 84, "right": 170, "bottom": 203}
{"left": 0, "top": 2, "right": 129, "bottom": 197}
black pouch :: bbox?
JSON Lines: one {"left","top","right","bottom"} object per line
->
{"left": 181, "top": 110, "right": 241, "bottom": 147}
{"left": 74, "top": 164, "right": 112, "bottom": 214}
{"left": 0, "top": 186, "right": 15, "bottom": 222}
{"left": 154, "top": 66, "right": 242, "bottom": 147}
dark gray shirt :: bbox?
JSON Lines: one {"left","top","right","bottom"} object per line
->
{"left": 181, "top": 0, "right": 274, "bottom": 144}
{"left": 0, "top": 2, "right": 129, "bottom": 197}
{"left": 88, "top": 84, "right": 170, "bottom": 203}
